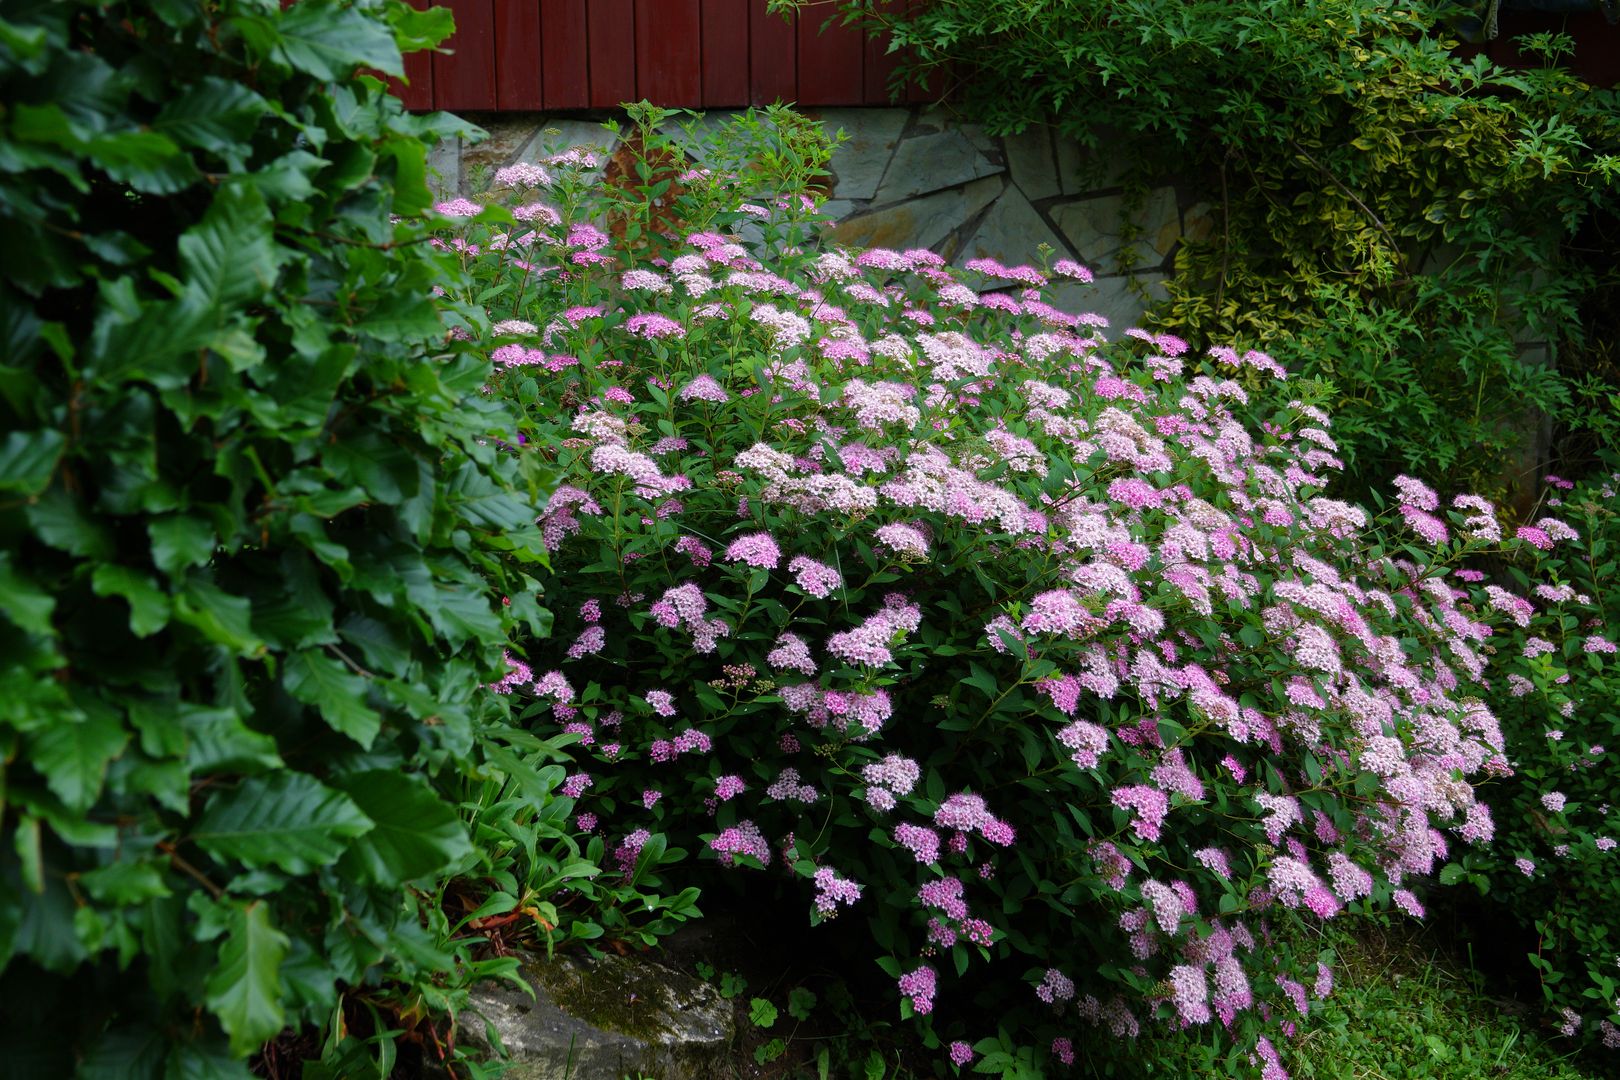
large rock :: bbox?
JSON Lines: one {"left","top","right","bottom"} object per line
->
{"left": 830, "top": 175, "right": 1002, "bottom": 253}
{"left": 462, "top": 116, "right": 550, "bottom": 186}
{"left": 1052, "top": 187, "right": 1180, "bottom": 273}
{"left": 514, "top": 119, "right": 620, "bottom": 182}
{"left": 459, "top": 950, "right": 733, "bottom": 1080}
{"left": 817, "top": 107, "right": 910, "bottom": 201}
{"left": 870, "top": 130, "right": 1002, "bottom": 206}
{"left": 951, "top": 186, "right": 1067, "bottom": 273}
{"left": 1005, "top": 127, "right": 1061, "bottom": 202}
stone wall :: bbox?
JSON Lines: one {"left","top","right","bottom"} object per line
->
{"left": 431, "top": 107, "right": 1214, "bottom": 332}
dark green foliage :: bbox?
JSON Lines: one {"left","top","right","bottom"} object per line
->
{"left": 0, "top": 0, "right": 565, "bottom": 1070}
{"left": 837, "top": 0, "right": 1620, "bottom": 500}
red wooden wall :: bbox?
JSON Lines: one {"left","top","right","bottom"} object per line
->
{"left": 396, "top": 0, "right": 929, "bottom": 111}
{"left": 395, "top": 2, "right": 1618, "bottom": 112}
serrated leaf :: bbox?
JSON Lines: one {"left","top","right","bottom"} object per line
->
{"left": 149, "top": 515, "right": 216, "bottom": 575}
{"left": 274, "top": 4, "right": 403, "bottom": 80}
{"left": 192, "top": 773, "right": 373, "bottom": 874}
{"left": 204, "top": 901, "right": 288, "bottom": 1057}
{"left": 283, "top": 649, "right": 380, "bottom": 748}
{"left": 80, "top": 860, "right": 172, "bottom": 903}
{"left": 26, "top": 488, "right": 113, "bottom": 558}
{"left": 748, "top": 997, "right": 778, "bottom": 1028}
{"left": 334, "top": 770, "right": 472, "bottom": 886}
{"left": 0, "top": 551, "right": 56, "bottom": 635}
{"left": 27, "top": 708, "right": 129, "bottom": 812}
{"left": 0, "top": 429, "right": 65, "bottom": 494}
{"left": 174, "top": 579, "right": 263, "bottom": 655}
{"left": 178, "top": 184, "right": 282, "bottom": 317}
{"left": 89, "top": 564, "right": 172, "bottom": 637}
{"left": 154, "top": 78, "right": 267, "bottom": 158}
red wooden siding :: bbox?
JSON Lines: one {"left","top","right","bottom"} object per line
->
{"left": 433, "top": 0, "right": 497, "bottom": 109}
{"left": 748, "top": 0, "right": 798, "bottom": 106}
{"left": 396, "top": 2, "right": 1619, "bottom": 111}
{"left": 797, "top": 5, "right": 864, "bottom": 104}
{"left": 636, "top": 0, "right": 702, "bottom": 105}
{"left": 587, "top": 0, "right": 636, "bottom": 108}
{"left": 402, "top": 0, "right": 915, "bottom": 109}
{"left": 539, "top": 0, "right": 589, "bottom": 109}
{"left": 700, "top": 0, "right": 749, "bottom": 106}
{"left": 495, "top": 0, "right": 543, "bottom": 110}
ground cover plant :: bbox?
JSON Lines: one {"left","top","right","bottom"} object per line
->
{"left": 434, "top": 114, "right": 1605, "bottom": 1077}
{"left": 820, "top": 0, "right": 1620, "bottom": 502}
{"left": 0, "top": 1, "right": 602, "bottom": 1073}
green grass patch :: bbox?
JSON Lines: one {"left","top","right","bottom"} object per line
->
{"left": 1287, "top": 922, "right": 1592, "bottom": 1080}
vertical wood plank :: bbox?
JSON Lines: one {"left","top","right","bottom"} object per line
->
{"left": 796, "top": 2, "right": 862, "bottom": 104}
{"left": 540, "top": 0, "right": 589, "bottom": 109}
{"left": 433, "top": 0, "right": 498, "bottom": 109}
{"left": 496, "top": 0, "right": 543, "bottom": 110}
{"left": 588, "top": 0, "right": 637, "bottom": 108}
{"left": 636, "top": 0, "right": 701, "bottom": 106}
{"left": 862, "top": 0, "right": 901, "bottom": 104}
{"left": 700, "top": 0, "right": 748, "bottom": 107}
{"left": 748, "top": 0, "right": 796, "bottom": 106}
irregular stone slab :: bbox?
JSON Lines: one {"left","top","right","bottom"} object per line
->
{"left": 830, "top": 185, "right": 974, "bottom": 253}
{"left": 952, "top": 186, "right": 1066, "bottom": 274}
{"left": 1052, "top": 187, "right": 1179, "bottom": 273}
{"left": 1182, "top": 201, "right": 1217, "bottom": 246}
{"left": 1005, "top": 127, "right": 1061, "bottom": 201}
{"left": 1055, "top": 129, "right": 1132, "bottom": 195}
{"left": 817, "top": 198, "right": 860, "bottom": 223}
{"left": 463, "top": 116, "right": 549, "bottom": 187}
{"left": 816, "top": 108, "right": 909, "bottom": 200}
{"left": 515, "top": 119, "right": 620, "bottom": 182}
{"left": 428, "top": 136, "right": 462, "bottom": 198}
{"left": 871, "top": 130, "right": 1002, "bottom": 206}
{"left": 460, "top": 950, "right": 733, "bottom": 1080}
{"left": 1046, "top": 272, "right": 1168, "bottom": 334}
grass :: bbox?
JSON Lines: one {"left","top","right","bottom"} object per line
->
{"left": 1284, "top": 921, "right": 1595, "bottom": 1080}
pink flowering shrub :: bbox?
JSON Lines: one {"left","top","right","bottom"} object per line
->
{"left": 433, "top": 117, "right": 1579, "bottom": 1074}
{"left": 1451, "top": 467, "right": 1620, "bottom": 1054}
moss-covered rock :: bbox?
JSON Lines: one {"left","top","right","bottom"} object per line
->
{"left": 460, "top": 950, "right": 733, "bottom": 1079}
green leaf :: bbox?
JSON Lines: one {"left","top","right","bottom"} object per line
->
{"left": 149, "top": 515, "right": 216, "bottom": 575}
{"left": 154, "top": 78, "right": 267, "bottom": 158}
{"left": 178, "top": 184, "right": 282, "bottom": 316}
{"left": 787, "top": 986, "right": 817, "bottom": 1021}
{"left": 749, "top": 997, "right": 778, "bottom": 1029}
{"left": 192, "top": 773, "right": 374, "bottom": 875}
{"left": 275, "top": 4, "right": 404, "bottom": 80}
{"left": 27, "top": 708, "right": 129, "bottom": 812}
{"left": 26, "top": 489, "right": 113, "bottom": 558}
{"left": 355, "top": 291, "right": 444, "bottom": 342}
{"left": 335, "top": 770, "right": 472, "bottom": 886}
{"left": 174, "top": 579, "right": 264, "bottom": 655}
{"left": 204, "top": 901, "right": 289, "bottom": 1057}
{"left": 0, "top": 552, "right": 56, "bottom": 636}
{"left": 90, "top": 565, "right": 172, "bottom": 637}
{"left": 283, "top": 649, "right": 381, "bottom": 748}
{"left": 80, "top": 860, "right": 172, "bottom": 904}
{"left": 175, "top": 706, "right": 283, "bottom": 773}
{"left": 0, "top": 429, "right": 65, "bottom": 495}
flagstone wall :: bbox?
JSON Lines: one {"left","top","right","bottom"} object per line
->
{"left": 433, "top": 107, "right": 1215, "bottom": 333}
